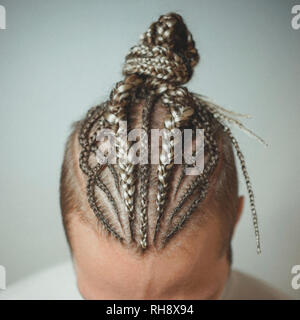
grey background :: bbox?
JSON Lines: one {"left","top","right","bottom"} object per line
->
{"left": 0, "top": 0, "right": 299, "bottom": 299}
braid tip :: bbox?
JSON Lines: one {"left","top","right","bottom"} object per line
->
{"left": 256, "top": 240, "right": 262, "bottom": 255}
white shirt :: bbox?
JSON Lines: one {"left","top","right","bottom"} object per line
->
{"left": 0, "top": 260, "right": 291, "bottom": 300}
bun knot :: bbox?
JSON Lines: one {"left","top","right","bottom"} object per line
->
{"left": 123, "top": 13, "right": 199, "bottom": 86}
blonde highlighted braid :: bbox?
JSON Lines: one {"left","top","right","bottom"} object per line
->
{"left": 75, "top": 12, "right": 263, "bottom": 253}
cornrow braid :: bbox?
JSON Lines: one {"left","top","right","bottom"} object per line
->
{"left": 77, "top": 105, "right": 123, "bottom": 230}
{"left": 168, "top": 103, "right": 219, "bottom": 225}
{"left": 104, "top": 75, "right": 144, "bottom": 240}
{"left": 138, "top": 94, "right": 155, "bottom": 249}
{"left": 107, "top": 164, "right": 119, "bottom": 191}
{"left": 163, "top": 177, "right": 209, "bottom": 245}
{"left": 154, "top": 87, "right": 196, "bottom": 242}
{"left": 78, "top": 104, "right": 105, "bottom": 176}
{"left": 86, "top": 165, "right": 123, "bottom": 241}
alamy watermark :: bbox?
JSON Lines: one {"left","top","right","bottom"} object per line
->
{"left": 0, "top": 265, "right": 6, "bottom": 290}
{"left": 0, "top": 4, "right": 6, "bottom": 30}
{"left": 291, "top": 5, "right": 300, "bottom": 30}
{"left": 291, "top": 265, "right": 300, "bottom": 290}
{"left": 95, "top": 121, "right": 205, "bottom": 176}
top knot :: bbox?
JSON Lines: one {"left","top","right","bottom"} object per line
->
{"left": 123, "top": 13, "right": 199, "bottom": 87}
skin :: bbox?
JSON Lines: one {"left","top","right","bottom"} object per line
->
{"left": 68, "top": 196, "right": 244, "bottom": 300}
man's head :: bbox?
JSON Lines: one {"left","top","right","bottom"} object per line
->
{"left": 59, "top": 12, "right": 256, "bottom": 299}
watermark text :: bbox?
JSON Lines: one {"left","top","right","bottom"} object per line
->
{"left": 0, "top": 5, "right": 6, "bottom": 30}
{"left": 291, "top": 265, "right": 300, "bottom": 290}
{"left": 291, "top": 5, "right": 300, "bottom": 30}
{"left": 95, "top": 121, "right": 205, "bottom": 176}
{"left": 0, "top": 265, "right": 6, "bottom": 290}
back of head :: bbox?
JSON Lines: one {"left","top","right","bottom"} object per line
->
{"left": 60, "top": 12, "right": 260, "bottom": 258}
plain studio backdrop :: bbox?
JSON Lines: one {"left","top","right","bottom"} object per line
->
{"left": 0, "top": 0, "right": 299, "bottom": 299}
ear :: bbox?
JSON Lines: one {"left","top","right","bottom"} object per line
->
{"left": 234, "top": 195, "right": 244, "bottom": 228}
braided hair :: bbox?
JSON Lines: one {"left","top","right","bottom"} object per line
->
{"left": 76, "top": 13, "right": 263, "bottom": 253}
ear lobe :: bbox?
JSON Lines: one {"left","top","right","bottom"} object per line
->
{"left": 235, "top": 196, "right": 244, "bottom": 227}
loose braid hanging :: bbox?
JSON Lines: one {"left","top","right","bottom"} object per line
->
{"left": 78, "top": 12, "right": 264, "bottom": 253}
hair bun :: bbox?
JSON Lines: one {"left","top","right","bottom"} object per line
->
{"left": 123, "top": 12, "right": 199, "bottom": 86}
